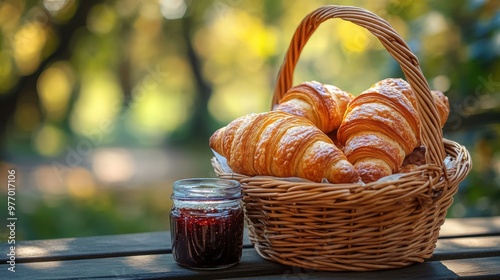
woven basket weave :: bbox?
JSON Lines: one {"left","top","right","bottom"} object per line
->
{"left": 211, "top": 5, "right": 472, "bottom": 271}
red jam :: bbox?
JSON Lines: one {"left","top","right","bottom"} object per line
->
{"left": 170, "top": 207, "right": 244, "bottom": 269}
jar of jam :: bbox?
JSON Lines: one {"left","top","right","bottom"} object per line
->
{"left": 170, "top": 178, "right": 244, "bottom": 270}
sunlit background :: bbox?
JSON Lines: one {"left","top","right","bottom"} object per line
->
{"left": 0, "top": 0, "right": 499, "bottom": 240}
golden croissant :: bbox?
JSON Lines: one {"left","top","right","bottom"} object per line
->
{"left": 431, "top": 90, "right": 449, "bottom": 127}
{"left": 372, "top": 78, "right": 450, "bottom": 126}
{"left": 210, "top": 111, "right": 360, "bottom": 184}
{"left": 398, "top": 90, "right": 449, "bottom": 173}
{"left": 337, "top": 78, "right": 421, "bottom": 183}
{"left": 274, "top": 81, "right": 354, "bottom": 133}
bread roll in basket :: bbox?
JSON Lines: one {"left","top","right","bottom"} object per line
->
{"left": 210, "top": 5, "right": 472, "bottom": 271}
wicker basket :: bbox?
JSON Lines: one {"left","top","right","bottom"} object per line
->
{"left": 211, "top": 5, "right": 472, "bottom": 271}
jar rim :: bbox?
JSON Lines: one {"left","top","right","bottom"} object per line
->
{"left": 171, "top": 178, "right": 241, "bottom": 200}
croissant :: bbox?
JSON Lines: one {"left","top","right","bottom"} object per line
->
{"left": 337, "top": 78, "right": 421, "bottom": 183}
{"left": 399, "top": 146, "right": 427, "bottom": 174}
{"left": 431, "top": 90, "right": 449, "bottom": 127}
{"left": 371, "top": 78, "right": 418, "bottom": 110}
{"left": 392, "top": 90, "right": 450, "bottom": 174}
{"left": 372, "top": 78, "right": 450, "bottom": 127}
{"left": 274, "top": 81, "right": 354, "bottom": 133}
{"left": 210, "top": 111, "right": 359, "bottom": 184}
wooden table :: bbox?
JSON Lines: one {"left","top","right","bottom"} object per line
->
{"left": 1, "top": 217, "right": 499, "bottom": 279}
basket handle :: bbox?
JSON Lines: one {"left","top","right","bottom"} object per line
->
{"left": 273, "top": 5, "right": 446, "bottom": 167}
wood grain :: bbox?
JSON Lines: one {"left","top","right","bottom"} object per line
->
{"left": 2, "top": 217, "right": 498, "bottom": 263}
{"left": 0, "top": 217, "right": 499, "bottom": 279}
{"left": 2, "top": 249, "right": 499, "bottom": 280}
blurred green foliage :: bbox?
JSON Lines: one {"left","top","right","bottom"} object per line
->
{"left": 0, "top": 0, "right": 499, "bottom": 240}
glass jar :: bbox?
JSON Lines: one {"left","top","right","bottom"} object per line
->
{"left": 169, "top": 178, "right": 244, "bottom": 270}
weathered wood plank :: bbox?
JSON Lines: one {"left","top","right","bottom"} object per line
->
{"left": 1, "top": 249, "right": 499, "bottom": 280}
{"left": 0, "top": 231, "right": 171, "bottom": 263}
{"left": 222, "top": 256, "right": 500, "bottom": 280}
{"left": 442, "top": 256, "right": 500, "bottom": 279}
{"left": 0, "top": 248, "right": 287, "bottom": 280}
{"left": 0, "top": 230, "right": 252, "bottom": 263}
{"left": 439, "top": 217, "right": 500, "bottom": 238}
{"left": 432, "top": 236, "right": 500, "bottom": 260}
{"left": 1, "top": 217, "right": 500, "bottom": 263}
